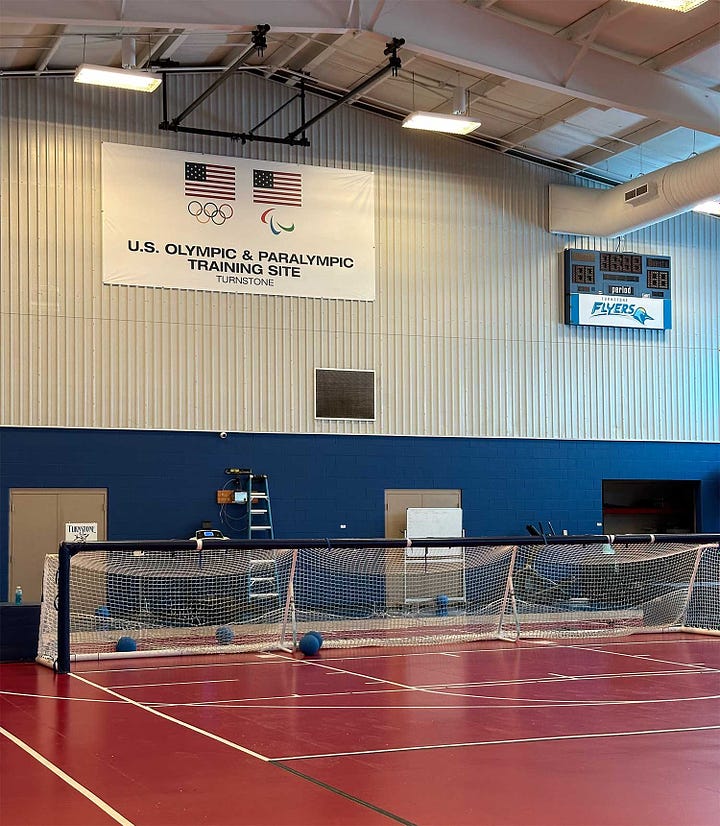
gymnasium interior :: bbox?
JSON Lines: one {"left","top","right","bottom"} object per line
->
{"left": 0, "top": 2, "right": 718, "bottom": 824}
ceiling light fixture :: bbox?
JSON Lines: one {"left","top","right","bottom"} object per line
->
{"left": 622, "top": 0, "right": 710, "bottom": 12}
{"left": 402, "top": 111, "right": 482, "bottom": 135}
{"left": 74, "top": 64, "right": 162, "bottom": 93}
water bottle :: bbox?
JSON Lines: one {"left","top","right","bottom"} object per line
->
{"left": 14, "top": 586, "right": 23, "bottom": 605}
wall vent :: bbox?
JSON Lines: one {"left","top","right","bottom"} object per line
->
{"left": 624, "top": 181, "right": 657, "bottom": 206}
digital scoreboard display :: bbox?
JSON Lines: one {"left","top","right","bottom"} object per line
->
{"left": 564, "top": 248, "right": 671, "bottom": 330}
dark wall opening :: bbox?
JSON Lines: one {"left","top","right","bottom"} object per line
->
{"left": 603, "top": 479, "right": 699, "bottom": 534}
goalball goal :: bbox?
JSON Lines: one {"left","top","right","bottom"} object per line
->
{"left": 37, "top": 534, "right": 719, "bottom": 672}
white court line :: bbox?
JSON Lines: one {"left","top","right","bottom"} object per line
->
{"left": 576, "top": 637, "right": 715, "bottom": 648}
{"left": 75, "top": 658, "right": 294, "bottom": 675}
{"left": 421, "top": 667, "right": 718, "bottom": 688}
{"left": 563, "top": 643, "right": 719, "bottom": 673}
{"left": 70, "top": 673, "right": 270, "bottom": 762}
{"left": 273, "top": 724, "right": 720, "bottom": 762}
{"left": 0, "top": 725, "right": 135, "bottom": 826}
{"left": 105, "top": 665, "right": 717, "bottom": 694}
{"left": 72, "top": 650, "right": 462, "bottom": 676}
{"left": 257, "top": 656, "right": 720, "bottom": 706}
{"left": 7, "top": 677, "right": 718, "bottom": 711}
{"left": 0, "top": 690, "right": 128, "bottom": 703}
{"left": 171, "top": 695, "right": 720, "bottom": 711}
{"left": 108, "top": 677, "right": 250, "bottom": 689}
{"left": 75, "top": 635, "right": 717, "bottom": 677}
{"left": 290, "top": 655, "right": 424, "bottom": 693}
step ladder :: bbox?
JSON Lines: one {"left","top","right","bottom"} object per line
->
{"left": 246, "top": 473, "right": 274, "bottom": 539}
{"left": 231, "top": 470, "right": 278, "bottom": 604}
{"left": 247, "top": 556, "right": 280, "bottom": 604}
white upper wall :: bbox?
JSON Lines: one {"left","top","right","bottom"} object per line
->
{"left": 1, "top": 72, "right": 718, "bottom": 442}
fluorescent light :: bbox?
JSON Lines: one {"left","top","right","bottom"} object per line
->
{"left": 74, "top": 64, "right": 162, "bottom": 93}
{"left": 692, "top": 200, "right": 720, "bottom": 216}
{"left": 402, "top": 111, "right": 482, "bottom": 135}
{"left": 622, "top": 0, "right": 709, "bottom": 11}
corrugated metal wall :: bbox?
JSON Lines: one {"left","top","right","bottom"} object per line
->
{"left": 1, "top": 73, "right": 718, "bottom": 441}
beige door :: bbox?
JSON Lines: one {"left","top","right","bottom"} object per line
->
{"left": 9, "top": 489, "right": 107, "bottom": 602}
{"left": 384, "top": 489, "right": 462, "bottom": 607}
{"left": 385, "top": 489, "right": 462, "bottom": 538}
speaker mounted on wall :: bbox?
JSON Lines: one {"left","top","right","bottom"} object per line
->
{"left": 315, "top": 369, "right": 375, "bottom": 421}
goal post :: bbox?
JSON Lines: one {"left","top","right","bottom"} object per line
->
{"left": 39, "top": 534, "right": 719, "bottom": 673}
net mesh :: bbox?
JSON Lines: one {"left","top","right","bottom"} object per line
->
{"left": 686, "top": 544, "right": 720, "bottom": 632}
{"left": 505, "top": 541, "right": 710, "bottom": 638}
{"left": 37, "top": 539, "right": 718, "bottom": 667}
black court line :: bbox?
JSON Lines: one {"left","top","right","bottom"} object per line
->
{"left": 271, "top": 760, "right": 418, "bottom": 826}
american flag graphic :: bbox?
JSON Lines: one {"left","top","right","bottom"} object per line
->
{"left": 253, "top": 169, "right": 302, "bottom": 207}
{"left": 185, "top": 162, "right": 236, "bottom": 200}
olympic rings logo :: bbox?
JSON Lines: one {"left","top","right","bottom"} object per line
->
{"left": 187, "top": 201, "right": 234, "bottom": 226}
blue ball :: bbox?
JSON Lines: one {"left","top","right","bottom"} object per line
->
{"left": 307, "top": 630, "right": 324, "bottom": 648}
{"left": 216, "top": 626, "right": 234, "bottom": 645}
{"left": 116, "top": 636, "right": 137, "bottom": 652}
{"left": 95, "top": 606, "right": 110, "bottom": 617}
{"left": 298, "top": 633, "right": 321, "bottom": 656}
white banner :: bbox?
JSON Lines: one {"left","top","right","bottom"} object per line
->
{"left": 102, "top": 143, "right": 375, "bottom": 300}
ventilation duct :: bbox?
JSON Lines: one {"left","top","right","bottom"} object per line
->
{"left": 549, "top": 145, "right": 720, "bottom": 237}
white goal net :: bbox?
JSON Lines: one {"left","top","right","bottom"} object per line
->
{"left": 37, "top": 538, "right": 718, "bottom": 669}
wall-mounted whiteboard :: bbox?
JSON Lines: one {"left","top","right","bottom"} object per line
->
{"left": 405, "top": 508, "right": 463, "bottom": 558}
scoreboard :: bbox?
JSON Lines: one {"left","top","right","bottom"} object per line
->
{"left": 564, "top": 249, "right": 671, "bottom": 330}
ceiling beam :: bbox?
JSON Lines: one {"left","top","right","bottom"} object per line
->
{"left": 144, "top": 29, "right": 189, "bottom": 64}
{"left": 558, "top": 6, "right": 612, "bottom": 87}
{"left": 370, "top": 1, "right": 720, "bottom": 136}
{"left": 568, "top": 119, "right": 684, "bottom": 167}
{"left": 0, "top": 0, "right": 356, "bottom": 32}
{"left": 491, "top": 2, "right": 711, "bottom": 156}
{"left": 499, "top": 99, "right": 608, "bottom": 152}
{"left": 645, "top": 22, "right": 720, "bottom": 71}
{"left": 552, "top": 25, "right": 720, "bottom": 168}
{"left": 302, "top": 31, "right": 358, "bottom": 73}
{"left": 2, "top": 0, "right": 718, "bottom": 135}
{"left": 33, "top": 24, "right": 66, "bottom": 74}
{"left": 556, "top": 0, "right": 632, "bottom": 42}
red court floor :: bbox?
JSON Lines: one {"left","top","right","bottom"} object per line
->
{"left": 1, "top": 633, "right": 718, "bottom": 825}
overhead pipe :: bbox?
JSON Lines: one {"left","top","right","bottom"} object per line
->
{"left": 549, "top": 144, "right": 720, "bottom": 237}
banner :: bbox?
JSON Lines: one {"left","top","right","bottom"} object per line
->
{"left": 102, "top": 143, "right": 375, "bottom": 300}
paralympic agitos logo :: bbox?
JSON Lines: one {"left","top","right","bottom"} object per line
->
{"left": 590, "top": 300, "right": 653, "bottom": 325}
{"left": 260, "top": 208, "right": 295, "bottom": 235}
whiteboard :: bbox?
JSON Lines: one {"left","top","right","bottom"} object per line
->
{"left": 406, "top": 508, "right": 463, "bottom": 558}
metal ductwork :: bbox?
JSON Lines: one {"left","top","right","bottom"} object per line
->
{"left": 548, "top": 145, "right": 720, "bottom": 237}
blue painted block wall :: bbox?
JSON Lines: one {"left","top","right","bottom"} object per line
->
{"left": 0, "top": 426, "right": 718, "bottom": 600}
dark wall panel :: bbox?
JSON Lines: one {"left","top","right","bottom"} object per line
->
{"left": 1, "top": 426, "right": 718, "bottom": 600}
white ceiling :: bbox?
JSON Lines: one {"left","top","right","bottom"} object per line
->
{"left": 1, "top": 0, "right": 719, "bottom": 189}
